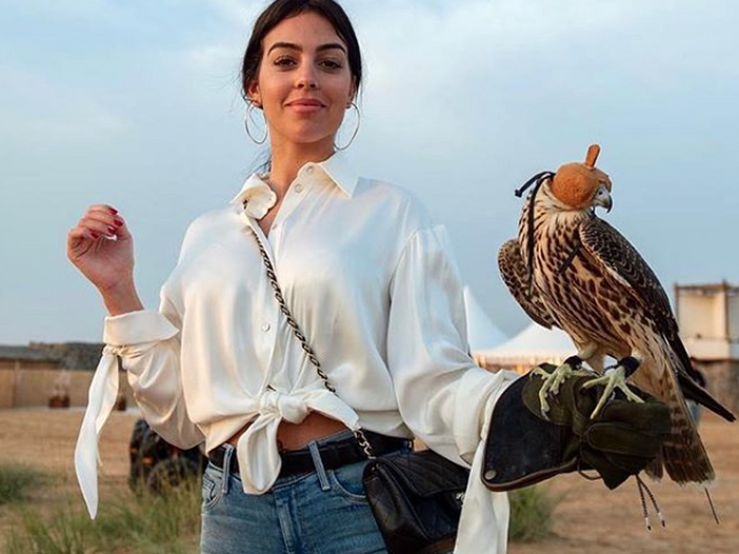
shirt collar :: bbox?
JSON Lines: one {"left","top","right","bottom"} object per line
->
{"left": 316, "top": 150, "right": 359, "bottom": 198}
{"left": 229, "top": 173, "right": 277, "bottom": 219}
{"left": 229, "top": 150, "right": 359, "bottom": 214}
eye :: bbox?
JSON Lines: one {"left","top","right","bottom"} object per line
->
{"left": 274, "top": 56, "right": 296, "bottom": 68}
{"left": 319, "top": 58, "right": 344, "bottom": 70}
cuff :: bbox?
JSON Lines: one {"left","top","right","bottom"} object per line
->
{"left": 103, "top": 309, "right": 179, "bottom": 346}
{"left": 453, "top": 367, "right": 520, "bottom": 465}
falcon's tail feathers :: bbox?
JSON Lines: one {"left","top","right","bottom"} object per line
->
{"left": 677, "top": 371, "right": 736, "bottom": 422}
{"left": 659, "top": 350, "right": 715, "bottom": 485}
{"left": 644, "top": 449, "right": 664, "bottom": 482}
{"left": 669, "top": 332, "right": 736, "bottom": 422}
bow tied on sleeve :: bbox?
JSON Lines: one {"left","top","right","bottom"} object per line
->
{"left": 75, "top": 310, "right": 182, "bottom": 519}
{"left": 74, "top": 344, "right": 129, "bottom": 518}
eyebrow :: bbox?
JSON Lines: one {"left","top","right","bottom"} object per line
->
{"left": 267, "top": 42, "right": 347, "bottom": 55}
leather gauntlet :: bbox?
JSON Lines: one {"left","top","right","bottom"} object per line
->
{"left": 482, "top": 363, "right": 671, "bottom": 491}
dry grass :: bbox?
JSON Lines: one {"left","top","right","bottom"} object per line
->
{"left": 0, "top": 408, "right": 737, "bottom": 554}
{"left": 0, "top": 409, "right": 200, "bottom": 554}
{"left": 3, "top": 479, "right": 201, "bottom": 554}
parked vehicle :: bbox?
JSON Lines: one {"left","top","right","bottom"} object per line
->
{"left": 128, "top": 418, "right": 207, "bottom": 493}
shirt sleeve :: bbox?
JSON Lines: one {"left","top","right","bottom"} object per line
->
{"left": 106, "top": 288, "right": 205, "bottom": 449}
{"left": 386, "top": 224, "right": 520, "bottom": 554}
{"left": 387, "top": 224, "right": 517, "bottom": 464}
{"left": 75, "top": 284, "right": 204, "bottom": 519}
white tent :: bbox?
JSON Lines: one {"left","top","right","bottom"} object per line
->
{"left": 463, "top": 286, "right": 508, "bottom": 352}
{"left": 475, "top": 322, "right": 576, "bottom": 372}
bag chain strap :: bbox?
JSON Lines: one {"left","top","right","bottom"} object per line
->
{"left": 251, "top": 228, "right": 377, "bottom": 460}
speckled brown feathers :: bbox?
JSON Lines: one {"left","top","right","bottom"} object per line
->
{"left": 579, "top": 217, "right": 735, "bottom": 421}
{"left": 499, "top": 175, "right": 735, "bottom": 485}
{"left": 497, "top": 239, "right": 558, "bottom": 329}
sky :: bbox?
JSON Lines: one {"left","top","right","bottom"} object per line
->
{"left": 1, "top": 0, "right": 738, "bottom": 345}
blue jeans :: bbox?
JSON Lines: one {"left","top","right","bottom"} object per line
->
{"left": 200, "top": 430, "right": 405, "bottom": 554}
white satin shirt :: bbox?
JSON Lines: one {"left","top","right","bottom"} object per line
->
{"left": 75, "top": 151, "right": 519, "bottom": 554}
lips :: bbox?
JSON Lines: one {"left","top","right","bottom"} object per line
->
{"left": 287, "top": 98, "right": 325, "bottom": 107}
{"left": 286, "top": 98, "right": 326, "bottom": 113}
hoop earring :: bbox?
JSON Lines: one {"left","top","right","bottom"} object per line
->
{"left": 334, "top": 101, "right": 360, "bottom": 151}
{"left": 244, "top": 102, "right": 268, "bottom": 145}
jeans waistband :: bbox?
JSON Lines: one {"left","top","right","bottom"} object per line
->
{"left": 208, "top": 429, "right": 412, "bottom": 483}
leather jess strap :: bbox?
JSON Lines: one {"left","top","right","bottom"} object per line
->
{"left": 209, "top": 431, "right": 412, "bottom": 478}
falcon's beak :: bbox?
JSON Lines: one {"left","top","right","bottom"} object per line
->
{"left": 592, "top": 183, "right": 613, "bottom": 213}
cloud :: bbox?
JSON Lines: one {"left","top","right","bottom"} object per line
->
{"left": 0, "top": 0, "right": 139, "bottom": 28}
{"left": 187, "top": 44, "right": 239, "bottom": 68}
{"left": 1, "top": 0, "right": 737, "bottom": 342}
{"left": 355, "top": 1, "right": 660, "bottom": 123}
{"left": 0, "top": 63, "right": 129, "bottom": 148}
{"left": 202, "top": 0, "right": 266, "bottom": 29}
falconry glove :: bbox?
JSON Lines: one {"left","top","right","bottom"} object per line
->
{"left": 482, "top": 363, "right": 671, "bottom": 491}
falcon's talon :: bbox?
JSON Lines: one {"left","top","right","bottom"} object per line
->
{"left": 533, "top": 360, "right": 591, "bottom": 417}
{"left": 583, "top": 364, "right": 644, "bottom": 419}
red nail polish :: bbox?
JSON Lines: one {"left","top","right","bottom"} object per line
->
{"left": 109, "top": 208, "right": 118, "bottom": 215}
{"left": 108, "top": 226, "right": 116, "bottom": 234}
{"left": 114, "top": 219, "right": 123, "bottom": 226}
{"left": 92, "top": 232, "right": 100, "bottom": 239}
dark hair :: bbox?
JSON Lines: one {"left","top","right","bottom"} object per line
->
{"left": 241, "top": 0, "right": 362, "bottom": 105}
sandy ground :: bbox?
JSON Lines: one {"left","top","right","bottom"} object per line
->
{"left": 0, "top": 407, "right": 140, "bottom": 549}
{"left": 509, "top": 411, "right": 739, "bottom": 554}
{"left": 0, "top": 408, "right": 736, "bottom": 554}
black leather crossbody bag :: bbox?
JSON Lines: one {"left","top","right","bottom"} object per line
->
{"left": 250, "top": 229, "right": 469, "bottom": 554}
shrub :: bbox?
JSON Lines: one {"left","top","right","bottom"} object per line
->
{"left": 0, "top": 463, "right": 45, "bottom": 505}
{"left": 508, "top": 485, "right": 559, "bottom": 542}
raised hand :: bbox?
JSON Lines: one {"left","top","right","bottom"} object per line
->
{"left": 67, "top": 204, "right": 142, "bottom": 315}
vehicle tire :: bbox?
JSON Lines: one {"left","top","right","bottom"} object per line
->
{"left": 146, "top": 457, "right": 200, "bottom": 494}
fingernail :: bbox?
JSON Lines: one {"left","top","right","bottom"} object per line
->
{"left": 108, "top": 226, "right": 116, "bottom": 234}
{"left": 92, "top": 232, "right": 100, "bottom": 238}
{"left": 109, "top": 208, "right": 118, "bottom": 215}
{"left": 114, "top": 219, "right": 123, "bottom": 226}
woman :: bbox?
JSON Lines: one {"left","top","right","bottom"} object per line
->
{"left": 68, "top": 1, "right": 519, "bottom": 553}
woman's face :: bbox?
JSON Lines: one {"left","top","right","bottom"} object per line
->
{"left": 248, "top": 11, "right": 356, "bottom": 151}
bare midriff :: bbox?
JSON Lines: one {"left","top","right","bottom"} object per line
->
{"left": 226, "top": 412, "right": 349, "bottom": 451}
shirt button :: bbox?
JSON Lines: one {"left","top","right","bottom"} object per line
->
{"left": 306, "top": 166, "right": 314, "bottom": 174}
{"left": 261, "top": 322, "right": 271, "bottom": 332}
{"left": 295, "top": 183, "right": 304, "bottom": 193}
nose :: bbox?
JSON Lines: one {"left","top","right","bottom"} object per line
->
{"left": 297, "top": 75, "right": 318, "bottom": 89}
{"left": 296, "top": 62, "right": 319, "bottom": 89}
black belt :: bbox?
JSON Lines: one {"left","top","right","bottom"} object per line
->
{"left": 208, "top": 430, "right": 411, "bottom": 478}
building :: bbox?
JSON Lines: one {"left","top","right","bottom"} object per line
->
{"left": 676, "top": 281, "right": 739, "bottom": 413}
{"left": 0, "top": 342, "right": 133, "bottom": 409}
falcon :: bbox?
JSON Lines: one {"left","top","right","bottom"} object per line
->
{"left": 498, "top": 144, "right": 735, "bottom": 485}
